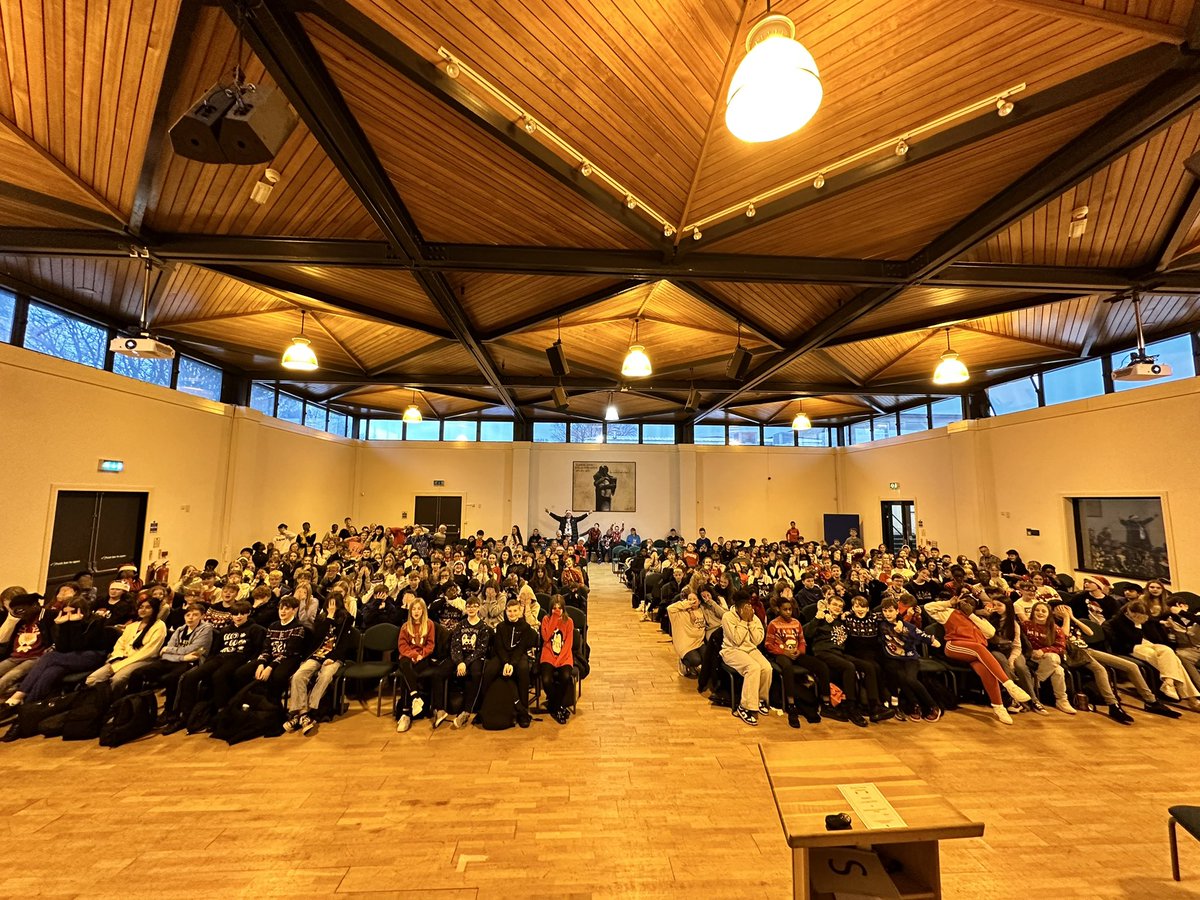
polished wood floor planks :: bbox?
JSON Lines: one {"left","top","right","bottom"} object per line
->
{"left": 2, "top": 569, "right": 1198, "bottom": 898}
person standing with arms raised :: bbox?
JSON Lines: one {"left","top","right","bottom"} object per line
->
{"left": 545, "top": 508, "right": 589, "bottom": 543}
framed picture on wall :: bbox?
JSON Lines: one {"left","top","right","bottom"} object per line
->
{"left": 1070, "top": 496, "right": 1170, "bottom": 583}
{"left": 572, "top": 461, "right": 636, "bottom": 513}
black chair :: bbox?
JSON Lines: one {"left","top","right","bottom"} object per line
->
{"left": 924, "top": 622, "right": 977, "bottom": 699}
{"left": 337, "top": 624, "right": 398, "bottom": 716}
{"left": 1170, "top": 805, "right": 1200, "bottom": 881}
{"left": 1172, "top": 591, "right": 1200, "bottom": 615}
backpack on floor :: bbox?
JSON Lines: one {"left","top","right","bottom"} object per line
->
{"left": 478, "top": 678, "right": 518, "bottom": 730}
{"left": 99, "top": 690, "right": 158, "bottom": 747}
{"left": 211, "top": 684, "right": 286, "bottom": 745}
{"left": 61, "top": 685, "right": 113, "bottom": 741}
{"left": 186, "top": 699, "right": 215, "bottom": 734}
{"left": 14, "top": 691, "right": 88, "bottom": 739}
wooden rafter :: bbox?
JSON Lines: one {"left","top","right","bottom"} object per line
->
{"left": 990, "top": 0, "right": 1184, "bottom": 44}
{"left": 310, "top": 312, "right": 368, "bottom": 373}
{"left": 956, "top": 323, "right": 1079, "bottom": 355}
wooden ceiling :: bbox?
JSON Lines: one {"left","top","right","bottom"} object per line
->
{"left": 1, "top": 0, "right": 1199, "bottom": 427}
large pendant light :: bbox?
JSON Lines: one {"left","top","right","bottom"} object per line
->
{"left": 932, "top": 328, "right": 970, "bottom": 385}
{"left": 281, "top": 310, "right": 318, "bottom": 371}
{"left": 726, "top": 11, "right": 822, "bottom": 143}
{"left": 622, "top": 318, "right": 652, "bottom": 377}
{"left": 402, "top": 391, "right": 423, "bottom": 423}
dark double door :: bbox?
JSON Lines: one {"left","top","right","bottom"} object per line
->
{"left": 413, "top": 495, "right": 463, "bottom": 544}
{"left": 46, "top": 490, "right": 147, "bottom": 590}
{"left": 880, "top": 500, "right": 916, "bottom": 554}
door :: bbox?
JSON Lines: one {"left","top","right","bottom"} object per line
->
{"left": 46, "top": 490, "right": 147, "bottom": 590}
{"left": 880, "top": 501, "right": 916, "bottom": 554}
{"left": 414, "top": 495, "right": 463, "bottom": 544}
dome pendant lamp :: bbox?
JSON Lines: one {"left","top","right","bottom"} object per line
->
{"left": 622, "top": 318, "right": 652, "bottom": 377}
{"left": 605, "top": 391, "right": 620, "bottom": 421}
{"left": 402, "top": 391, "right": 423, "bottom": 423}
{"left": 726, "top": 10, "right": 822, "bottom": 143}
{"left": 932, "top": 328, "right": 970, "bottom": 385}
{"left": 281, "top": 310, "right": 318, "bottom": 371}
{"left": 791, "top": 401, "right": 812, "bottom": 431}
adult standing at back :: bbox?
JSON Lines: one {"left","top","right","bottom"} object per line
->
{"left": 546, "top": 508, "right": 589, "bottom": 543}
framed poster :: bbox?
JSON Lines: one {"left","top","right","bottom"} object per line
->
{"left": 572, "top": 461, "right": 636, "bottom": 512}
{"left": 1071, "top": 496, "right": 1170, "bottom": 582}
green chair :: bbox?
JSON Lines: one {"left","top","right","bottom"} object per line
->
{"left": 337, "top": 623, "right": 399, "bottom": 716}
{"left": 1170, "top": 805, "right": 1200, "bottom": 881}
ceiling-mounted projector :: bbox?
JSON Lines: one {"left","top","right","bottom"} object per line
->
{"left": 111, "top": 335, "right": 175, "bottom": 360}
{"left": 1112, "top": 354, "right": 1171, "bottom": 382}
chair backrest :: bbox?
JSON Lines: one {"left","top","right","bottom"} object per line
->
{"left": 1112, "top": 580, "right": 1141, "bottom": 596}
{"left": 345, "top": 627, "right": 365, "bottom": 664}
{"left": 361, "top": 622, "right": 400, "bottom": 654}
{"left": 535, "top": 592, "right": 551, "bottom": 606}
{"left": 798, "top": 602, "right": 819, "bottom": 624}
{"left": 1171, "top": 591, "right": 1200, "bottom": 614}
{"left": 566, "top": 605, "right": 586, "bottom": 641}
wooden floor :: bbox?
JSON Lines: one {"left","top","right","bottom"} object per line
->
{"left": 4, "top": 570, "right": 1200, "bottom": 898}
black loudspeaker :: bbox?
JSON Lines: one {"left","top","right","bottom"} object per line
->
{"left": 552, "top": 386, "right": 570, "bottom": 410}
{"left": 218, "top": 87, "right": 298, "bottom": 164}
{"left": 169, "top": 85, "right": 236, "bottom": 163}
{"left": 546, "top": 340, "right": 570, "bottom": 377}
{"left": 727, "top": 345, "right": 752, "bottom": 380}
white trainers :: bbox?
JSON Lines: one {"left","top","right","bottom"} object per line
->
{"left": 1055, "top": 699, "right": 1077, "bottom": 715}
{"left": 992, "top": 704, "right": 1014, "bottom": 725}
{"left": 411, "top": 694, "right": 424, "bottom": 717}
{"left": 1004, "top": 681, "right": 1031, "bottom": 704}
{"left": 452, "top": 711, "right": 471, "bottom": 729}
{"left": 433, "top": 710, "right": 448, "bottom": 730}
{"left": 395, "top": 714, "right": 412, "bottom": 733}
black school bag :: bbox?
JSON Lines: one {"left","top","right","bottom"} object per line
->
{"left": 61, "top": 685, "right": 113, "bottom": 741}
{"left": 478, "top": 677, "right": 518, "bottom": 730}
{"left": 14, "top": 689, "right": 91, "bottom": 739}
{"left": 99, "top": 690, "right": 158, "bottom": 747}
{"left": 211, "top": 684, "right": 286, "bottom": 745}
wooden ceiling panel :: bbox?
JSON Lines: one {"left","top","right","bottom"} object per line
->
{"left": 689, "top": 0, "right": 1146, "bottom": 222}
{"left": 154, "top": 265, "right": 293, "bottom": 325}
{"left": 307, "top": 16, "right": 653, "bottom": 249}
{"left": 965, "top": 294, "right": 1104, "bottom": 350}
{"left": 734, "top": 395, "right": 871, "bottom": 424}
{"left": 705, "top": 87, "right": 1138, "bottom": 259}
{"left": 385, "top": 340, "right": 479, "bottom": 375}
{"left": 169, "top": 309, "right": 363, "bottom": 372}
{"left": 841, "top": 286, "right": 1049, "bottom": 338}
{"left": 238, "top": 264, "right": 446, "bottom": 331}
{"left": 450, "top": 272, "right": 632, "bottom": 333}
{"left": 338, "top": 0, "right": 742, "bottom": 224}
{"left": 698, "top": 282, "right": 857, "bottom": 341}
{"left": 962, "top": 109, "right": 1200, "bottom": 268}
{"left": 0, "top": 0, "right": 180, "bottom": 214}
{"left": 315, "top": 313, "right": 440, "bottom": 373}
{"left": 146, "top": 8, "right": 382, "bottom": 240}
{"left": 864, "top": 326, "right": 1073, "bottom": 381}
{"left": 0, "top": 254, "right": 144, "bottom": 319}
{"left": 552, "top": 391, "right": 675, "bottom": 420}
{"left": 774, "top": 353, "right": 847, "bottom": 383}
{"left": 824, "top": 331, "right": 935, "bottom": 383}
{"left": 0, "top": 126, "right": 120, "bottom": 216}
{"left": 1097, "top": 293, "right": 1200, "bottom": 347}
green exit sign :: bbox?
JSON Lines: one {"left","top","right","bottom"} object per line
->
{"left": 98, "top": 459, "right": 124, "bottom": 473}
{"left": 888, "top": 481, "right": 899, "bottom": 490}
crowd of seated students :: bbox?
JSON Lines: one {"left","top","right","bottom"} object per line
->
{"left": 624, "top": 528, "right": 1200, "bottom": 729}
{"left": 0, "top": 517, "right": 594, "bottom": 741}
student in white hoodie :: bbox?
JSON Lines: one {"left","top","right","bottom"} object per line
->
{"left": 85, "top": 596, "right": 167, "bottom": 698}
{"left": 720, "top": 591, "right": 772, "bottom": 726}
{"left": 667, "top": 592, "right": 706, "bottom": 676}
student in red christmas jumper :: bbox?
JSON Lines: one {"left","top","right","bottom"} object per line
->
{"left": 0, "top": 594, "right": 55, "bottom": 702}
{"left": 766, "top": 596, "right": 832, "bottom": 729}
{"left": 925, "top": 594, "right": 1031, "bottom": 724}
{"left": 395, "top": 597, "right": 451, "bottom": 732}
{"left": 539, "top": 594, "right": 575, "bottom": 724}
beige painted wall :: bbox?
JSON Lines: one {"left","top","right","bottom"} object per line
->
{"left": 4, "top": 337, "right": 1197, "bottom": 589}
{"left": 0, "top": 343, "right": 354, "bottom": 588}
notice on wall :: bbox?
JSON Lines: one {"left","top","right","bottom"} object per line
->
{"left": 837, "top": 783, "right": 907, "bottom": 830}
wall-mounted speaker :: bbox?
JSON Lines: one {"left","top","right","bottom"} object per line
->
{"left": 546, "top": 340, "right": 570, "bottom": 377}
{"left": 684, "top": 386, "right": 700, "bottom": 411}
{"left": 552, "top": 386, "right": 570, "bottom": 410}
{"left": 219, "top": 87, "right": 299, "bottom": 164}
{"left": 726, "top": 345, "right": 752, "bottom": 380}
{"left": 168, "top": 85, "right": 235, "bottom": 164}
